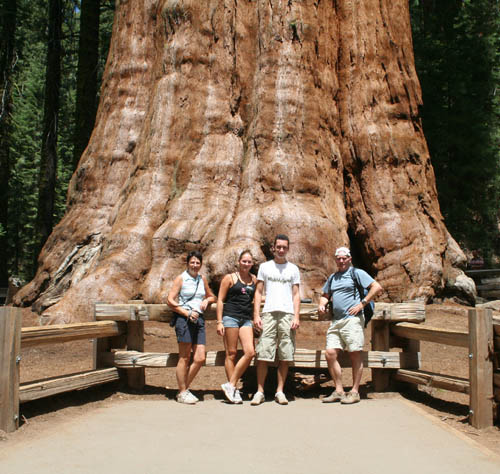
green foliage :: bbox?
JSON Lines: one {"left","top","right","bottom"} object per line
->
{"left": 4, "top": 0, "right": 114, "bottom": 281}
{"left": 410, "top": 0, "right": 500, "bottom": 263}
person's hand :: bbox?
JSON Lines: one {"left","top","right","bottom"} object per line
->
{"left": 318, "top": 304, "right": 327, "bottom": 315}
{"left": 291, "top": 316, "right": 300, "bottom": 330}
{"left": 216, "top": 321, "right": 224, "bottom": 336}
{"left": 189, "top": 310, "right": 200, "bottom": 322}
{"left": 253, "top": 315, "right": 262, "bottom": 329}
{"left": 348, "top": 303, "right": 363, "bottom": 316}
{"left": 200, "top": 299, "right": 209, "bottom": 311}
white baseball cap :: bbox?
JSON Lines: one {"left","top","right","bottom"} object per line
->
{"left": 335, "top": 247, "right": 351, "bottom": 257}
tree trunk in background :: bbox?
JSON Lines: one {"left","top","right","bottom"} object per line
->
{"left": 0, "top": 0, "right": 17, "bottom": 286}
{"left": 15, "top": 0, "right": 474, "bottom": 323}
{"left": 34, "top": 0, "right": 62, "bottom": 262}
{"left": 72, "top": 0, "right": 100, "bottom": 171}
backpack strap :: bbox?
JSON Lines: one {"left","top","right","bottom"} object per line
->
{"left": 350, "top": 267, "right": 364, "bottom": 301}
{"left": 325, "top": 273, "right": 334, "bottom": 299}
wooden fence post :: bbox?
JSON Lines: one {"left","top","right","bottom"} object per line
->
{"left": 469, "top": 308, "right": 493, "bottom": 429}
{"left": 126, "top": 320, "right": 145, "bottom": 390}
{"left": 371, "top": 320, "right": 391, "bottom": 391}
{"left": 93, "top": 304, "right": 127, "bottom": 372}
{"left": 0, "top": 307, "right": 22, "bottom": 432}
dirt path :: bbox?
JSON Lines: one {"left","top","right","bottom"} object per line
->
{"left": 1, "top": 398, "right": 499, "bottom": 474}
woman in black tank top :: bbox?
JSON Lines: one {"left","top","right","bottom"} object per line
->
{"left": 216, "top": 250, "right": 257, "bottom": 404}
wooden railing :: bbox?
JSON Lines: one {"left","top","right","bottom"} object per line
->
{"left": 384, "top": 309, "right": 499, "bottom": 429}
{"left": 1, "top": 303, "right": 498, "bottom": 433}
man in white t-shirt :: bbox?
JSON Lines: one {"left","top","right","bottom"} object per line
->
{"left": 251, "top": 234, "right": 301, "bottom": 405}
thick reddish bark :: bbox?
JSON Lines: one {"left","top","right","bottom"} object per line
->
{"left": 15, "top": 0, "right": 473, "bottom": 323}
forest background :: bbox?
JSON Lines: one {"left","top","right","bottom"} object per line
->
{"left": 0, "top": 0, "right": 499, "bottom": 289}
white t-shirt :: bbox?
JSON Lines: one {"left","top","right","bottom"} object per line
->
{"left": 257, "top": 260, "right": 301, "bottom": 314}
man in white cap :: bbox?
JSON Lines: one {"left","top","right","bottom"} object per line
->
{"left": 318, "top": 247, "right": 382, "bottom": 404}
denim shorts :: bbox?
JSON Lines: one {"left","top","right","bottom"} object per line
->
{"left": 222, "top": 314, "right": 253, "bottom": 328}
{"left": 175, "top": 315, "right": 206, "bottom": 345}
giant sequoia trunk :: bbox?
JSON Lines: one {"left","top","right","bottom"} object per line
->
{"left": 15, "top": 0, "right": 474, "bottom": 323}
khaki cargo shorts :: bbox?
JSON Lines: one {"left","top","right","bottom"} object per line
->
{"left": 255, "top": 311, "right": 296, "bottom": 362}
{"left": 326, "top": 315, "right": 365, "bottom": 352}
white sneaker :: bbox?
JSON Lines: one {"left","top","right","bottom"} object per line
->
{"left": 221, "top": 382, "right": 236, "bottom": 403}
{"left": 250, "top": 391, "right": 265, "bottom": 406}
{"left": 275, "top": 391, "right": 288, "bottom": 405}
{"left": 186, "top": 390, "right": 199, "bottom": 402}
{"left": 234, "top": 389, "right": 243, "bottom": 404}
{"left": 176, "top": 390, "right": 197, "bottom": 404}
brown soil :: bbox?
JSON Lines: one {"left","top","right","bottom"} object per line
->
{"left": 2, "top": 303, "right": 499, "bottom": 455}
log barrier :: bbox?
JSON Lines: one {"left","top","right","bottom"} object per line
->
{"left": 0, "top": 304, "right": 498, "bottom": 432}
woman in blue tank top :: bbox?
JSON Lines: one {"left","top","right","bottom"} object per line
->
{"left": 167, "top": 251, "right": 216, "bottom": 404}
{"left": 217, "top": 250, "right": 257, "bottom": 404}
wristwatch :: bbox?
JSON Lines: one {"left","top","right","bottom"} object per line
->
{"left": 361, "top": 299, "right": 367, "bottom": 306}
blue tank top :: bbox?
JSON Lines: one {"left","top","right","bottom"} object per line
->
{"left": 178, "top": 271, "right": 205, "bottom": 314}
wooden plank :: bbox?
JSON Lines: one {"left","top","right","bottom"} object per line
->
{"left": 371, "top": 302, "right": 426, "bottom": 323}
{"left": 494, "top": 372, "right": 500, "bottom": 388}
{"left": 95, "top": 302, "right": 425, "bottom": 323}
{"left": 21, "top": 321, "right": 126, "bottom": 347}
{"left": 126, "top": 321, "right": 145, "bottom": 390}
{"left": 469, "top": 308, "right": 494, "bottom": 429}
{"left": 371, "top": 320, "right": 391, "bottom": 391}
{"left": 19, "top": 368, "right": 120, "bottom": 403}
{"left": 391, "top": 322, "right": 468, "bottom": 347}
{"left": 0, "top": 307, "right": 22, "bottom": 432}
{"left": 394, "top": 369, "right": 470, "bottom": 394}
{"left": 105, "top": 349, "right": 419, "bottom": 370}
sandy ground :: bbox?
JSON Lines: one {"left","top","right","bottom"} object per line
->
{"left": 1, "top": 302, "right": 499, "bottom": 460}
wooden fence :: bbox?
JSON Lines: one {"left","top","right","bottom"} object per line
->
{"left": 1, "top": 303, "right": 498, "bottom": 433}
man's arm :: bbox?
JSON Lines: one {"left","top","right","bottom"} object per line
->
{"left": 291, "top": 283, "right": 300, "bottom": 329}
{"left": 318, "top": 293, "right": 329, "bottom": 314}
{"left": 348, "top": 280, "right": 383, "bottom": 316}
{"left": 253, "top": 280, "right": 264, "bottom": 328}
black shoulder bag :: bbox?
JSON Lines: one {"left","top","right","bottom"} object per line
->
{"left": 350, "top": 267, "right": 374, "bottom": 327}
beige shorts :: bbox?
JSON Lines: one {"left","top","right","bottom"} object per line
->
{"left": 255, "top": 311, "right": 296, "bottom": 362}
{"left": 326, "top": 315, "right": 365, "bottom": 352}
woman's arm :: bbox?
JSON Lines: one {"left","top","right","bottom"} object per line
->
{"left": 167, "top": 275, "right": 190, "bottom": 319}
{"left": 200, "top": 275, "right": 217, "bottom": 312}
{"left": 216, "top": 274, "right": 232, "bottom": 336}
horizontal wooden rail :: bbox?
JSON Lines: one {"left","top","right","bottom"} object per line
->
{"left": 100, "top": 349, "right": 420, "bottom": 370}
{"left": 94, "top": 302, "right": 425, "bottom": 323}
{"left": 21, "top": 321, "right": 127, "bottom": 347}
{"left": 19, "top": 368, "right": 120, "bottom": 403}
{"left": 391, "top": 322, "right": 468, "bottom": 347}
{"left": 394, "top": 369, "right": 469, "bottom": 394}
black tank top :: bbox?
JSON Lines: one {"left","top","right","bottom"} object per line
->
{"left": 223, "top": 276, "right": 256, "bottom": 319}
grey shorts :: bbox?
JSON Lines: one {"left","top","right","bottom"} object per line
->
{"left": 255, "top": 311, "right": 296, "bottom": 362}
{"left": 326, "top": 315, "right": 365, "bottom": 352}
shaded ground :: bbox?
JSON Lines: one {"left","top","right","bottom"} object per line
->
{"left": 2, "top": 303, "right": 499, "bottom": 457}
